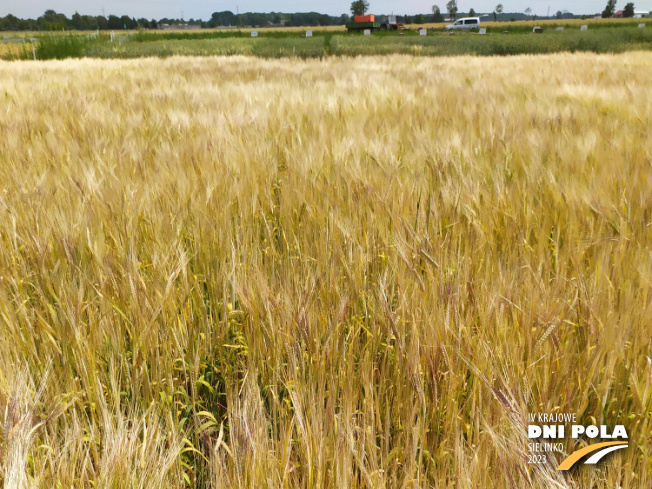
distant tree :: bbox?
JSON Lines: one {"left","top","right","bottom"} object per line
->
{"left": 555, "top": 10, "right": 563, "bottom": 19}
{"left": 107, "top": 15, "right": 121, "bottom": 29}
{"left": 469, "top": 8, "right": 476, "bottom": 16}
{"left": 525, "top": 7, "right": 532, "bottom": 19}
{"left": 38, "top": 9, "right": 71, "bottom": 30}
{"left": 432, "top": 5, "right": 444, "bottom": 22}
{"left": 493, "top": 4, "right": 504, "bottom": 21}
{"left": 119, "top": 15, "right": 136, "bottom": 29}
{"left": 1, "top": 14, "right": 21, "bottom": 30}
{"left": 211, "top": 11, "right": 237, "bottom": 26}
{"left": 446, "top": 0, "right": 458, "bottom": 20}
{"left": 623, "top": 2, "right": 635, "bottom": 17}
{"left": 41, "top": 9, "right": 57, "bottom": 21}
{"left": 71, "top": 12, "right": 91, "bottom": 30}
{"left": 602, "top": 0, "right": 616, "bottom": 17}
{"left": 415, "top": 14, "right": 425, "bottom": 23}
{"left": 350, "top": 0, "right": 370, "bottom": 16}
{"left": 84, "top": 14, "right": 99, "bottom": 29}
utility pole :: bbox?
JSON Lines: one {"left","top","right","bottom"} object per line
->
{"left": 102, "top": 6, "right": 105, "bottom": 17}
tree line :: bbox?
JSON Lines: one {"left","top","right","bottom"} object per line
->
{"left": 208, "top": 11, "right": 350, "bottom": 27}
{"left": 350, "top": 1, "right": 599, "bottom": 24}
{"left": 2, "top": 4, "right": 641, "bottom": 32}
{"left": 1, "top": 10, "right": 155, "bottom": 31}
{"left": 0, "top": 10, "right": 352, "bottom": 31}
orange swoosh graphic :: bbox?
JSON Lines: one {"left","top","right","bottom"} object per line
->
{"left": 557, "top": 441, "right": 628, "bottom": 470}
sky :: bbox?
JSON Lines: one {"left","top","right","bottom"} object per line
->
{"left": 3, "top": 1, "right": 651, "bottom": 21}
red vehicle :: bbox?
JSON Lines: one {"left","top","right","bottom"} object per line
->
{"left": 346, "top": 15, "right": 405, "bottom": 32}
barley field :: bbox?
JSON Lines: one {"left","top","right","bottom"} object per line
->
{"left": 0, "top": 42, "right": 30, "bottom": 60}
{"left": 0, "top": 53, "right": 651, "bottom": 488}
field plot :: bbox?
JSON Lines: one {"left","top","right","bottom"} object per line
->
{"left": 2, "top": 21, "right": 652, "bottom": 61}
{"left": 0, "top": 40, "right": 31, "bottom": 60}
{"left": 332, "top": 27, "right": 652, "bottom": 56}
{"left": 0, "top": 53, "right": 651, "bottom": 488}
{"left": 84, "top": 37, "right": 326, "bottom": 59}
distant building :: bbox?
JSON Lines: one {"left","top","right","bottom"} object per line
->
{"left": 612, "top": 9, "right": 649, "bottom": 18}
{"left": 160, "top": 23, "right": 201, "bottom": 30}
{"left": 265, "top": 20, "right": 288, "bottom": 28}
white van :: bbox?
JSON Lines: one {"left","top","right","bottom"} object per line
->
{"left": 444, "top": 17, "right": 480, "bottom": 30}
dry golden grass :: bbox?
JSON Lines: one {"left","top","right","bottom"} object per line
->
{"left": 0, "top": 53, "right": 651, "bottom": 488}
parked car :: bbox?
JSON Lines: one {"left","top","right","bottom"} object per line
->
{"left": 444, "top": 17, "right": 480, "bottom": 30}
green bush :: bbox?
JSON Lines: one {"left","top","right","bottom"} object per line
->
{"left": 35, "top": 35, "right": 90, "bottom": 59}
